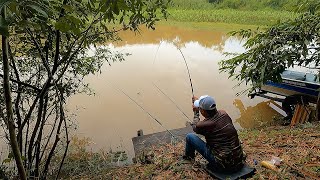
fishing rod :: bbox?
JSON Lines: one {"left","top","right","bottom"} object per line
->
{"left": 152, "top": 82, "right": 192, "bottom": 123}
{"left": 110, "top": 83, "right": 176, "bottom": 138}
{"left": 175, "top": 44, "right": 195, "bottom": 99}
{"left": 152, "top": 42, "right": 193, "bottom": 123}
{"left": 153, "top": 41, "right": 194, "bottom": 99}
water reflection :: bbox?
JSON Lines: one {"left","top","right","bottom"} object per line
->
{"left": 116, "top": 25, "right": 228, "bottom": 48}
{"left": 234, "top": 99, "right": 283, "bottom": 128}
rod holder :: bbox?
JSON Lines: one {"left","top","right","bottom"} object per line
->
{"left": 137, "top": 129, "right": 144, "bottom": 137}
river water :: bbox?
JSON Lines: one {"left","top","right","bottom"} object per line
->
{"left": 66, "top": 25, "right": 285, "bottom": 158}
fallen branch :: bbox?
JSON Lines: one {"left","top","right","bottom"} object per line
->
{"left": 305, "top": 163, "right": 320, "bottom": 167}
{"left": 310, "top": 134, "right": 320, "bottom": 138}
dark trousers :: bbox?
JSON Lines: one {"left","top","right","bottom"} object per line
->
{"left": 185, "top": 133, "right": 216, "bottom": 167}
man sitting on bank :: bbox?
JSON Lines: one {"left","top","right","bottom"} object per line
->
{"left": 183, "top": 95, "right": 246, "bottom": 172}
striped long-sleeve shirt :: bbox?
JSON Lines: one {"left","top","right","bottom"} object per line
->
{"left": 191, "top": 110, "right": 245, "bottom": 171}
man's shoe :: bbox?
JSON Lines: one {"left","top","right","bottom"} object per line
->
{"left": 178, "top": 155, "right": 194, "bottom": 164}
{"left": 205, "top": 163, "right": 217, "bottom": 171}
{"left": 182, "top": 155, "right": 194, "bottom": 160}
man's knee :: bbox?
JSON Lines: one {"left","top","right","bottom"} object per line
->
{"left": 186, "top": 133, "right": 196, "bottom": 142}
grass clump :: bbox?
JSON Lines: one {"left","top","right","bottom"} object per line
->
{"left": 167, "top": 9, "right": 297, "bottom": 26}
{"left": 50, "top": 136, "right": 128, "bottom": 179}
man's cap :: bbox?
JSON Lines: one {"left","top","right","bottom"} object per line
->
{"left": 194, "top": 95, "right": 216, "bottom": 110}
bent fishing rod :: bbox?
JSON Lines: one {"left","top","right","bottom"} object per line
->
{"left": 175, "top": 44, "right": 195, "bottom": 100}
{"left": 109, "top": 83, "right": 176, "bottom": 138}
{"left": 152, "top": 42, "right": 194, "bottom": 124}
{"left": 153, "top": 41, "right": 194, "bottom": 99}
{"left": 152, "top": 82, "right": 192, "bottom": 123}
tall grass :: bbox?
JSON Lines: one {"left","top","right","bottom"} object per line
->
{"left": 214, "top": 0, "right": 301, "bottom": 11}
{"left": 166, "top": 0, "right": 305, "bottom": 25}
{"left": 170, "top": 0, "right": 310, "bottom": 11}
{"left": 49, "top": 136, "right": 128, "bottom": 179}
{"left": 170, "top": 0, "right": 216, "bottom": 10}
{"left": 168, "top": 9, "right": 297, "bottom": 26}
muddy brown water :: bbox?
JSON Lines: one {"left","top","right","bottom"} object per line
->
{"left": 66, "top": 25, "right": 285, "bottom": 158}
{"left": 0, "top": 25, "right": 284, "bottom": 160}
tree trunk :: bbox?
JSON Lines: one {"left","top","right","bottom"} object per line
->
{"left": 1, "top": 8, "right": 27, "bottom": 180}
{"left": 317, "top": 70, "right": 320, "bottom": 121}
{"left": 317, "top": 91, "right": 320, "bottom": 121}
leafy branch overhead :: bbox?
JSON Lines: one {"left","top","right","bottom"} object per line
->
{"left": 0, "top": 0, "right": 170, "bottom": 34}
{"left": 219, "top": 4, "right": 320, "bottom": 94}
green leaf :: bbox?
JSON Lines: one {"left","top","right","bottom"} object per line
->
{"left": 0, "top": 0, "right": 13, "bottom": 10}
{"left": 62, "top": 5, "right": 73, "bottom": 12}
{"left": 0, "top": 27, "right": 8, "bottom": 36}
{"left": 113, "top": 4, "right": 120, "bottom": 15}
{"left": 21, "top": 156, "right": 27, "bottom": 161}
{"left": 67, "top": 15, "right": 82, "bottom": 26}
{"left": 27, "top": 4, "right": 48, "bottom": 19}
{"left": 3, "top": 158, "right": 11, "bottom": 163}
{"left": 0, "top": 26, "right": 8, "bottom": 36}
{"left": 0, "top": 15, "right": 9, "bottom": 36}
{"left": 54, "top": 21, "right": 70, "bottom": 32}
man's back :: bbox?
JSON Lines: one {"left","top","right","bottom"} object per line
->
{"left": 193, "top": 110, "right": 245, "bottom": 171}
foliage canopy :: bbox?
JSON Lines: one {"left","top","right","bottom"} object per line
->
{"left": 219, "top": 3, "right": 320, "bottom": 94}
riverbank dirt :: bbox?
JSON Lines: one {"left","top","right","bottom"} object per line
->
{"left": 71, "top": 121, "right": 320, "bottom": 179}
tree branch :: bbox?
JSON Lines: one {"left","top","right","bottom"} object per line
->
{"left": 25, "top": 28, "right": 51, "bottom": 77}
{"left": 41, "top": 88, "right": 64, "bottom": 179}
{"left": 40, "top": 100, "right": 59, "bottom": 161}
{"left": 0, "top": 74, "right": 41, "bottom": 91}
{"left": 35, "top": 94, "right": 49, "bottom": 177}
{"left": 55, "top": 97, "right": 69, "bottom": 180}
{"left": 8, "top": 44, "right": 23, "bottom": 151}
{"left": 52, "top": 0, "right": 68, "bottom": 73}
{"left": 18, "top": 77, "right": 53, "bottom": 140}
{"left": 27, "top": 95, "right": 44, "bottom": 172}
{"left": 1, "top": 7, "right": 27, "bottom": 180}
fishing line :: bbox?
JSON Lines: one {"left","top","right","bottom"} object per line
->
{"left": 174, "top": 43, "right": 195, "bottom": 99}
{"left": 108, "top": 83, "right": 176, "bottom": 138}
{"left": 152, "top": 41, "right": 194, "bottom": 122}
{"left": 152, "top": 41, "right": 164, "bottom": 66}
{"left": 152, "top": 82, "right": 192, "bottom": 123}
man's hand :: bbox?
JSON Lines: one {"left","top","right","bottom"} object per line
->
{"left": 192, "top": 104, "right": 199, "bottom": 112}
{"left": 192, "top": 96, "right": 198, "bottom": 103}
{"left": 192, "top": 96, "right": 199, "bottom": 112}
